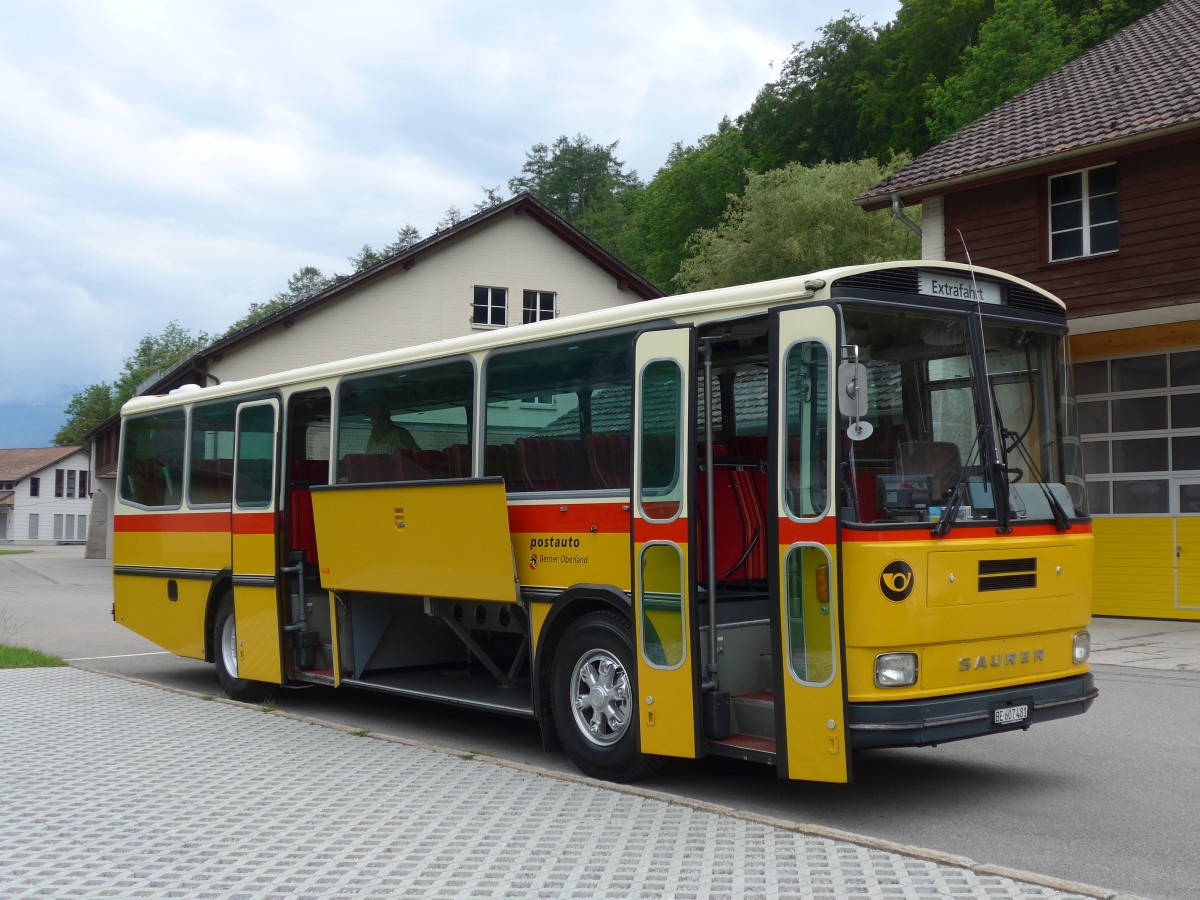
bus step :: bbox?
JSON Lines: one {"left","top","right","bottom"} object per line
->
{"left": 731, "top": 691, "right": 775, "bottom": 740}
{"left": 705, "top": 733, "right": 777, "bottom": 764}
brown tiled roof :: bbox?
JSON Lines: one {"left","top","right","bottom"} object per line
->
{"left": 857, "top": 0, "right": 1200, "bottom": 208}
{"left": 0, "top": 447, "right": 85, "bottom": 482}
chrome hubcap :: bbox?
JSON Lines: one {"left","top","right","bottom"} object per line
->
{"left": 220, "top": 613, "right": 239, "bottom": 679}
{"left": 569, "top": 649, "right": 630, "bottom": 747}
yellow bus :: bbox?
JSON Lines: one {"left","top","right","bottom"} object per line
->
{"left": 113, "top": 261, "right": 1096, "bottom": 783}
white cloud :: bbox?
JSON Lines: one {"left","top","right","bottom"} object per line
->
{"left": 0, "top": 0, "right": 897, "bottom": 423}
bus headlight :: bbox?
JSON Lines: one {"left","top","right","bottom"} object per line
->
{"left": 875, "top": 652, "right": 918, "bottom": 687}
{"left": 1073, "top": 631, "right": 1091, "bottom": 664}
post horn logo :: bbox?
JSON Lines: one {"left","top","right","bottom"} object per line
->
{"left": 880, "top": 560, "right": 915, "bottom": 602}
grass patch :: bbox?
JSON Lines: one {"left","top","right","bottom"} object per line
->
{"left": 0, "top": 549, "right": 32, "bottom": 555}
{"left": 0, "top": 643, "right": 67, "bottom": 668}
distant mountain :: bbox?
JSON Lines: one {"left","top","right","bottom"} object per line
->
{"left": 0, "top": 402, "right": 69, "bottom": 449}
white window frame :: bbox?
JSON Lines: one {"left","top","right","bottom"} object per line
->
{"left": 472, "top": 286, "right": 508, "bottom": 328}
{"left": 1049, "top": 163, "right": 1118, "bottom": 262}
{"left": 522, "top": 289, "right": 556, "bottom": 324}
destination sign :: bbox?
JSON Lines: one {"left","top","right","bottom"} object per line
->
{"left": 920, "top": 271, "right": 1001, "bottom": 305}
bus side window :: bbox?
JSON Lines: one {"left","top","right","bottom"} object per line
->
{"left": 119, "top": 410, "right": 186, "bottom": 509}
{"left": 336, "top": 359, "right": 474, "bottom": 484}
{"left": 484, "top": 332, "right": 634, "bottom": 493}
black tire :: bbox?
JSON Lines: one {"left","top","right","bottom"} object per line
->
{"left": 213, "top": 593, "right": 279, "bottom": 704}
{"left": 550, "top": 610, "right": 663, "bottom": 782}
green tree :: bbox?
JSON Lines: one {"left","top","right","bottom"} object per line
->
{"left": 473, "top": 186, "right": 505, "bottom": 213}
{"left": 57, "top": 321, "right": 211, "bottom": 444}
{"left": 926, "top": 0, "right": 1076, "bottom": 142}
{"left": 54, "top": 383, "right": 118, "bottom": 447}
{"left": 383, "top": 224, "right": 423, "bottom": 254}
{"left": 435, "top": 206, "right": 464, "bottom": 232}
{"left": 626, "top": 125, "right": 750, "bottom": 290}
{"left": 113, "top": 321, "right": 211, "bottom": 403}
{"left": 674, "top": 156, "right": 919, "bottom": 292}
{"left": 922, "top": 0, "right": 1167, "bottom": 144}
{"left": 222, "top": 265, "right": 336, "bottom": 336}
{"left": 856, "top": 0, "right": 994, "bottom": 157}
{"left": 508, "top": 134, "right": 642, "bottom": 225}
{"left": 738, "top": 15, "right": 883, "bottom": 171}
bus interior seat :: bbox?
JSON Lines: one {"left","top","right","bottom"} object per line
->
{"left": 485, "top": 444, "right": 524, "bottom": 491}
{"left": 584, "top": 433, "right": 630, "bottom": 489}
{"left": 515, "top": 437, "right": 593, "bottom": 492}
{"left": 288, "top": 459, "right": 327, "bottom": 568}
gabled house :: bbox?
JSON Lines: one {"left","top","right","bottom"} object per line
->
{"left": 856, "top": 0, "right": 1200, "bottom": 619}
{"left": 0, "top": 447, "right": 92, "bottom": 544}
{"left": 86, "top": 192, "right": 662, "bottom": 557}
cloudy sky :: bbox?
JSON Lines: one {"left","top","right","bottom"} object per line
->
{"left": 0, "top": 0, "right": 898, "bottom": 447}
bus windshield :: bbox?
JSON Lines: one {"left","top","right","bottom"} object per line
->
{"left": 838, "top": 306, "right": 1087, "bottom": 528}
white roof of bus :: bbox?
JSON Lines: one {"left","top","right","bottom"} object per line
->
{"left": 120, "top": 260, "right": 1063, "bottom": 416}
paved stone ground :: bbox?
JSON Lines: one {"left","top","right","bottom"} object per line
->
{"left": 0, "top": 668, "right": 1118, "bottom": 899}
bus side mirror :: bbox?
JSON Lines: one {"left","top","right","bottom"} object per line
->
{"left": 837, "top": 362, "right": 869, "bottom": 418}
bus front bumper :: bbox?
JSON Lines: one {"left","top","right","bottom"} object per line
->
{"left": 846, "top": 673, "right": 1097, "bottom": 750}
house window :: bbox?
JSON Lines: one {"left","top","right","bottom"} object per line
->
{"left": 55, "top": 469, "right": 64, "bottom": 498}
{"left": 472, "top": 286, "right": 508, "bottom": 327}
{"left": 78, "top": 470, "right": 89, "bottom": 498}
{"left": 28, "top": 514, "right": 38, "bottom": 540}
{"left": 1049, "top": 164, "right": 1118, "bottom": 261}
{"left": 66, "top": 470, "right": 77, "bottom": 499}
{"left": 29, "top": 477, "right": 39, "bottom": 497}
{"left": 522, "top": 290, "right": 556, "bottom": 324}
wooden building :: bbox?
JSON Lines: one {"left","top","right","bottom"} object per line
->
{"left": 857, "top": 0, "right": 1200, "bottom": 619}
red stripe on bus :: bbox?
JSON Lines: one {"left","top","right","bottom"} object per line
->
{"left": 114, "top": 512, "right": 231, "bottom": 533}
{"left": 778, "top": 517, "right": 837, "bottom": 545}
{"left": 633, "top": 517, "right": 688, "bottom": 544}
{"left": 233, "top": 513, "right": 277, "bottom": 535}
{"left": 114, "top": 511, "right": 276, "bottom": 535}
{"left": 507, "top": 502, "right": 630, "bottom": 534}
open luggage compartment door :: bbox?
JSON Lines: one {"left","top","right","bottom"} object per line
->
{"left": 310, "top": 477, "right": 518, "bottom": 603}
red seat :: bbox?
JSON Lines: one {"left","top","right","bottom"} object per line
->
{"left": 584, "top": 433, "right": 630, "bottom": 489}
{"left": 515, "top": 438, "right": 593, "bottom": 492}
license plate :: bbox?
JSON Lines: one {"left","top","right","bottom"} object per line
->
{"left": 993, "top": 703, "right": 1029, "bottom": 726}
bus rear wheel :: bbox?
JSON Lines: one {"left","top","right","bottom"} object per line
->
{"left": 550, "top": 610, "right": 662, "bottom": 783}
{"left": 213, "top": 593, "right": 278, "bottom": 704}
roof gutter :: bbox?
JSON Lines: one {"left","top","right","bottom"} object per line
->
{"left": 891, "top": 195, "right": 922, "bottom": 238}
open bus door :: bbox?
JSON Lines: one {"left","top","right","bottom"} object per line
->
{"left": 770, "top": 306, "right": 850, "bottom": 783}
{"left": 632, "top": 327, "right": 699, "bottom": 760}
{"left": 230, "top": 398, "right": 285, "bottom": 685}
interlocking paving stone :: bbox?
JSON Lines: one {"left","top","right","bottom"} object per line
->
{"left": 1, "top": 668, "right": 1098, "bottom": 899}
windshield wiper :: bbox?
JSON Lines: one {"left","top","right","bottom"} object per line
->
{"left": 1003, "top": 428, "right": 1071, "bottom": 532}
{"left": 932, "top": 427, "right": 984, "bottom": 538}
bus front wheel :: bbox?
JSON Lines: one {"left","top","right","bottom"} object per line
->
{"left": 550, "top": 611, "right": 662, "bottom": 783}
{"left": 213, "top": 593, "right": 278, "bottom": 704}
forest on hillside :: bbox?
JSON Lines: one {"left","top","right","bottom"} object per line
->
{"left": 55, "top": 0, "right": 1165, "bottom": 445}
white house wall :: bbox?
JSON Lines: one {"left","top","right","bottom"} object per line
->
{"left": 210, "top": 215, "right": 641, "bottom": 384}
{"left": 7, "top": 449, "right": 92, "bottom": 544}
{"left": 921, "top": 196, "right": 946, "bottom": 261}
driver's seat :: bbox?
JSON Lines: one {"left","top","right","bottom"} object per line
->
{"left": 896, "top": 441, "right": 962, "bottom": 502}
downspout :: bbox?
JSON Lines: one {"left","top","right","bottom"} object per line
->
{"left": 891, "top": 195, "right": 922, "bottom": 238}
